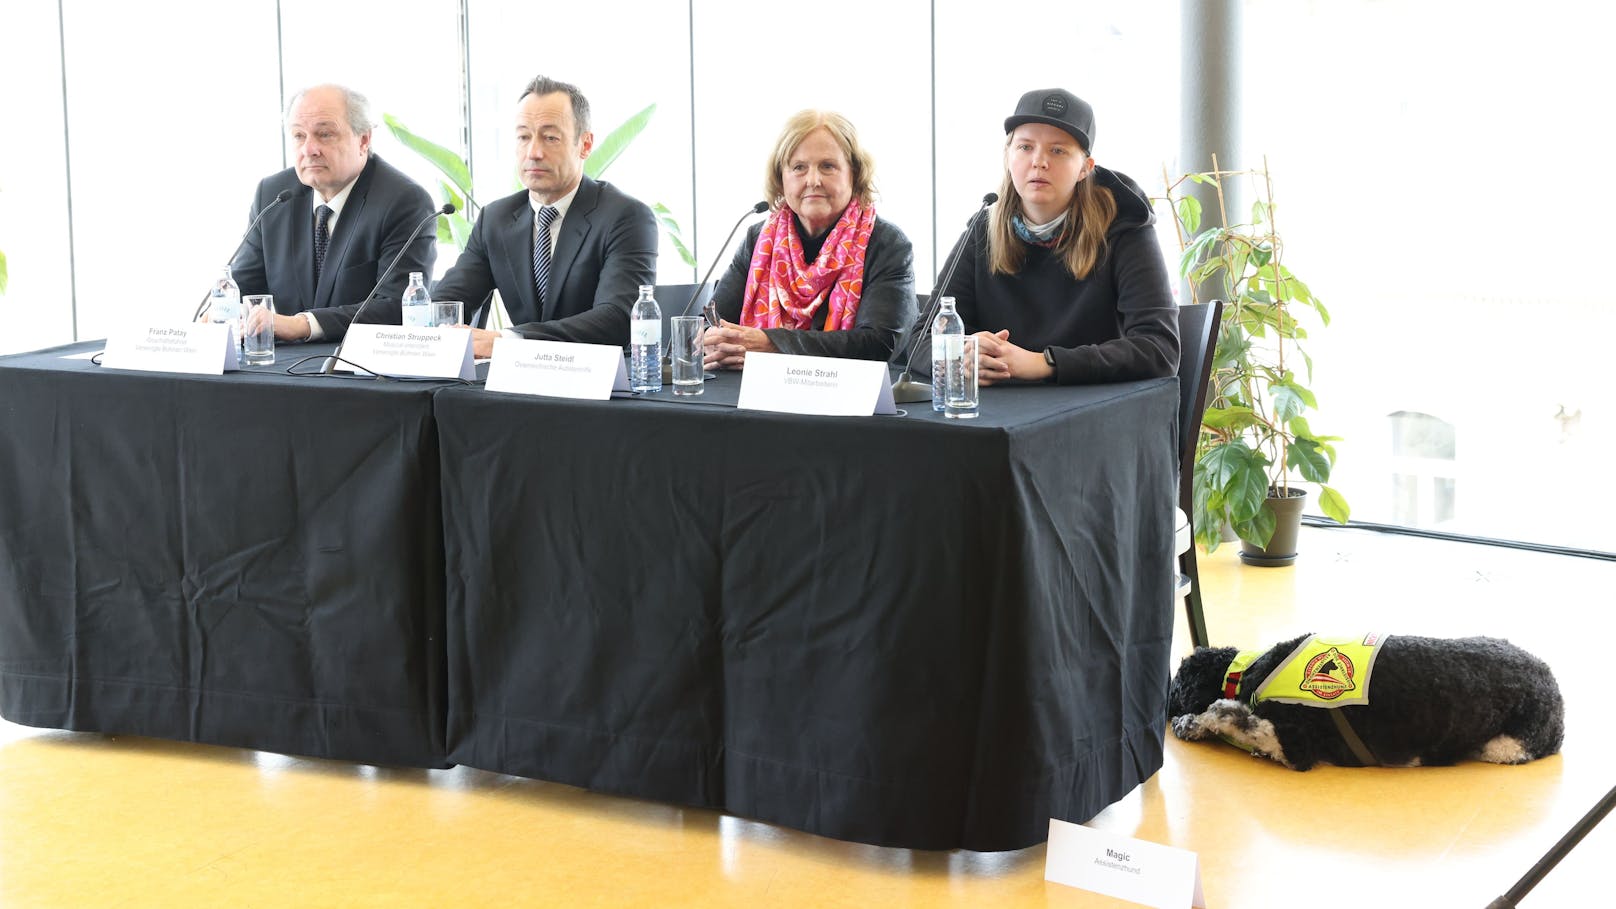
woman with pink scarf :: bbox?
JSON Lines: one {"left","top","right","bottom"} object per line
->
{"left": 703, "top": 110, "right": 916, "bottom": 369}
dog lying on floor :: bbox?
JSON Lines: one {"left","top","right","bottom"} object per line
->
{"left": 1167, "top": 633, "right": 1564, "bottom": 770}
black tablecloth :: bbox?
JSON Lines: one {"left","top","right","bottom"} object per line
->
{"left": 0, "top": 342, "right": 449, "bottom": 767}
{"left": 436, "top": 371, "right": 1178, "bottom": 850}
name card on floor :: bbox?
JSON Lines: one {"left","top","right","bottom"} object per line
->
{"left": 484, "top": 338, "right": 628, "bottom": 400}
{"left": 101, "top": 323, "right": 238, "bottom": 374}
{"left": 336, "top": 325, "right": 474, "bottom": 380}
{"left": 736, "top": 352, "right": 896, "bottom": 416}
{"left": 1045, "top": 819, "right": 1204, "bottom": 908}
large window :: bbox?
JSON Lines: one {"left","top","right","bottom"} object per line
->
{"left": 1241, "top": 0, "right": 1612, "bottom": 551}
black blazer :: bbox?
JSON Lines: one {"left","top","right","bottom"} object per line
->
{"left": 431, "top": 177, "right": 659, "bottom": 345}
{"left": 230, "top": 153, "right": 437, "bottom": 340}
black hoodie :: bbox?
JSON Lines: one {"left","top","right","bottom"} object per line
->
{"left": 934, "top": 166, "right": 1179, "bottom": 384}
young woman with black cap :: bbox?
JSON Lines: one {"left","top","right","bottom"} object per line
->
{"left": 936, "top": 88, "right": 1178, "bottom": 385}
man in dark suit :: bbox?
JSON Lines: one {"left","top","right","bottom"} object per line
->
{"left": 230, "top": 84, "right": 436, "bottom": 342}
{"left": 432, "top": 75, "right": 658, "bottom": 358}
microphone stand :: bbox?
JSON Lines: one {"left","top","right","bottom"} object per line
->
{"left": 1485, "top": 782, "right": 1616, "bottom": 908}
{"left": 192, "top": 189, "right": 294, "bottom": 321}
{"left": 663, "top": 200, "right": 768, "bottom": 382}
{"left": 891, "top": 192, "right": 997, "bottom": 404}
{"left": 317, "top": 203, "right": 455, "bottom": 376}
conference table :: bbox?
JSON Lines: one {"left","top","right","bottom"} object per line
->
{"left": 435, "top": 371, "right": 1178, "bottom": 851}
{"left": 0, "top": 340, "right": 448, "bottom": 768}
{"left": 0, "top": 340, "right": 1177, "bottom": 852}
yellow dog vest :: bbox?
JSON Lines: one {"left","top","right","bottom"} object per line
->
{"left": 1218, "top": 634, "right": 1391, "bottom": 766}
{"left": 1224, "top": 633, "right": 1388, "bottom": 708}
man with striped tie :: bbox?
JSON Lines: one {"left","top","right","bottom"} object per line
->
{"left": 432, "top": 75, "right": 659, "bottom": 359}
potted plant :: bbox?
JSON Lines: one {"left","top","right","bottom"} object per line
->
{"left": 1158, "top": 158, "right": 1350, "bottom": 565}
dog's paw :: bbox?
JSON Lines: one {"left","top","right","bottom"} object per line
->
{"left": 1171, "top": 714, "right": 1209, "bottom": 741}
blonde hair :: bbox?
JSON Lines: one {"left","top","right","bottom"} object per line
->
{"left": 987, "top": 136, "right": 1116, "bottom": 278}
{"left": 763, "top": 110, "right": 877, "bottom": 211}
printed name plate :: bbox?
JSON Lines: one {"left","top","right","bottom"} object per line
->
{"left": 485, "top": 338, "right": 629, "bottom": 400}
{"left": 101, "top": 323, "right": 239, "bottom": 374}
{"left": 736, "top": 351, "right": 897, "bottom": 416}
{"left": 336, "top": 325, "right": 474, "bottom": 380}
{"left": 1045, "top": 819, "right": 1204, "bottom": 909}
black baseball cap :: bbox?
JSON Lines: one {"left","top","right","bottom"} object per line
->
{"left": 1004, "top": 88, "right": 1095, "bottom": 153}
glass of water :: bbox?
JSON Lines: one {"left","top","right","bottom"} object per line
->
{"left": 944, "top": 335, "right": 979, "bottom": 419}
{"left": 429, "top": 301, "right": 464, "bottom": 328}
{"left": 670, "top": 316, "right": 705, "bottom": 396}
{"left": 242, "top": 295, "right": 276, "bottom": 365}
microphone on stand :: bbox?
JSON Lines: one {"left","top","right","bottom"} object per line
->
{"left": 192, "top": 189, "right": 294, "bottom": 321}
{"left": 689, "top": 200, "right": 769, "bottom": 324}
{"left": 661, "top": 200, "right": 768, "bottom": 383}
{"left": 891, "top": 192, "right": 997, "bottom": 404}
{"left": 320, "top": 203, "right": 455, "bottom": 375}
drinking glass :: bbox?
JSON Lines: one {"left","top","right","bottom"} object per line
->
{"left": 242, "top": 295, "right": 276, "bottom": 365}
{"left": 670, "top": 316, "right": 705, "bottom": 396}
{"left": 429, "top": 301, "right": 464, "bottom": 328}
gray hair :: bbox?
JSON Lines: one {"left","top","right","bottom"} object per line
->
{"left": 518, "top": 75, "right": 591, "bottom": 137}
{"left": 285, "top": 84, "right": 375, "bottom": 135}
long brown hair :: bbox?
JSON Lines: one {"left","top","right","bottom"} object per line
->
{"left": 987, "top": 139, "right": 1116, "bottom": 278}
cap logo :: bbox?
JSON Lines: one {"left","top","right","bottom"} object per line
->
{"left": 1042, "top": 95, "right": 1067, "bottom": 116}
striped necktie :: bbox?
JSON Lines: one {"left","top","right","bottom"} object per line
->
{"left": 313, "top": 204, "right": 332, "bottom": 284}
{"left": 532, "top": 205, "right": 558, "bottom": 309}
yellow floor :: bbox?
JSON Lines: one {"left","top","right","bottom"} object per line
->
{"left": 3, "top": 527, "right": 1612, "bottom": 907}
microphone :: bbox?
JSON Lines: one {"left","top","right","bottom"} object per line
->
{"left": 320, "top": 203, "right": 455, "bottom": 375}
{"left": 193, "top": 189, "right": 294, "bottom": 321}
{"left": 660, "top": 200, "right": 766, "bottom": 383}
{"left": 690, "top": 200, "right": 769, "bottom": 324}
{"left": 891, "top": 192, "right": 997, "bottom": 404}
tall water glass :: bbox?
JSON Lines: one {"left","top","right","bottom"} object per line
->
{"left": 242, "top": 295, "right": 276, "bottom": 365}
{"left": 944, "top": 335, "right": 979, "bottom": 419}
{"left": 670, "top": 316, "right": 705, "bottom": 396}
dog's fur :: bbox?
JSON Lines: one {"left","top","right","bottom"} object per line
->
{"left": 1167, "top": 634, "right": 1564, "bottom": 770}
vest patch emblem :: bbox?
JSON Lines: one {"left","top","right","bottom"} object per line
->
{"left": 1238, "top": 634, "right": 1387, "bottom": 709}
{"left": 1299, "top": 647, "right": 1357, "bottom": 700}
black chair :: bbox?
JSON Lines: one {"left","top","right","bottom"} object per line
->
{"left": 652, "top": 283, "right": 713, "bottom": 345}
{"left": 1174, "top": 300, "right": 1223, "bottom": 649}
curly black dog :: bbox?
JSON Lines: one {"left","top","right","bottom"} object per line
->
{"left": 1167, "top": 634, "right": 1564, "bottom": 770}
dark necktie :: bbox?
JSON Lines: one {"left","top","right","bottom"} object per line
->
{"left": 532, "top": 205, "right": 558, "bottom": 310}
{"left": 313, "top": 204, "right": 332, "bottom": 284}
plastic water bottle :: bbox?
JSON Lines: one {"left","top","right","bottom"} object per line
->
{"left": 401, "top": 272, "right": 431, "bottom": 327}
{"left": 209, "top": 266, "right": 242, "bottom": 350}
{"left": 629, "top": 284, "right": 662, "bottom": 392}
{"left": 931, "top": 296, "right": 963, "bottom": 412}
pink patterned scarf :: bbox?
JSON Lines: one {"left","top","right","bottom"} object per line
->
{"left": 738, "top": 201, "right": 876, "bottom": 332}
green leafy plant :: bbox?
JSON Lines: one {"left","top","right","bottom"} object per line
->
{"left": 1158, "top": 159, "right": 1350, "bottom": 551}
{"left": 384, "top": 105, "right": 695, "bottom": 267}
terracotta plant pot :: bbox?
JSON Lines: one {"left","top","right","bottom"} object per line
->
{"left": 1238, "top": 488, "right": 1308, "bottom": 567}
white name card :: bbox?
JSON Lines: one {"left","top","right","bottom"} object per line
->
{"left": 736, "top": 352, "right": 896, "bottom": 416}
{"left": 1045, "top": 819, "right": 1204, "bottom": 909}
{"left": 484, "top": 338, "right": 629, "bottom": 400}
{"left": 101, "top": 323, "right": 239, "bottom": 375}
{"left": 336, "top": 325, "right": 474, "bottom": 380}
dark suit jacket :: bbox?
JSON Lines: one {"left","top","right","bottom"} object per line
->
{"left": 230, "top": 153, "right": 436, "bottom": 340}
{"left": 431, "top": 177, "right": 658, "bottom": 345}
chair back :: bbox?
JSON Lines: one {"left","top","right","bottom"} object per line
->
{"left": 1176, "top": 300, "right": 1224, "bottom": 509}
{"left": 653, "top": 283, "right": 711, "bottom": 345}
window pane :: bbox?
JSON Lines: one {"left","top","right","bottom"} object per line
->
{"left": 1243, "top": 0, "right": 1613, "bottom": 551}
{"left": 0, "top": 2, "right": 73, "bottom": 354}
